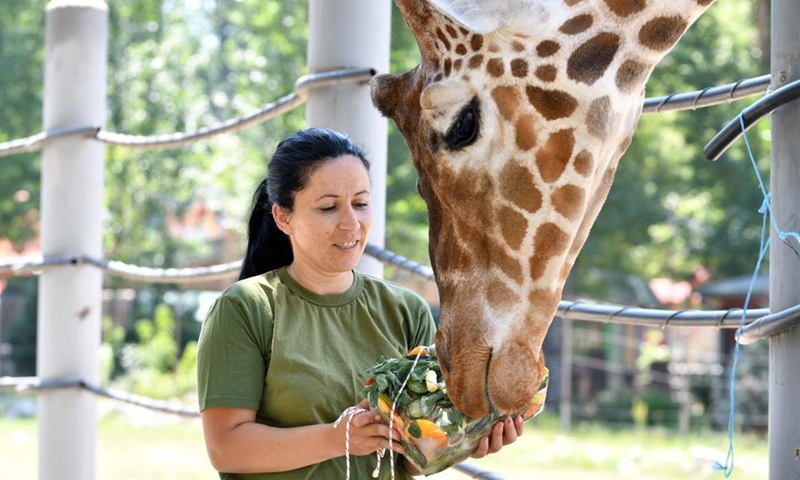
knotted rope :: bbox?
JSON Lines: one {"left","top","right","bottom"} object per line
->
{"left": 333, "top": 347, "right": 425, "bottom": 480}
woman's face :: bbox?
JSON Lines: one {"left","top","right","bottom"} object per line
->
{"left": 276, "top": 155, "right": 373, "bottom": 278}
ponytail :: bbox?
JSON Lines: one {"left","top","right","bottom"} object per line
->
{"left": 238, "top": 179, "right": 293, "bottom": 280}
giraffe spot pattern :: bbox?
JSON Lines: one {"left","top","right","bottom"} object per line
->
{"left": 559, "top": 14, "right": 594, "bottom": 34}
{"left": 528, "top": 288, "right": 561, "bottom": 315}
{"left": 444, "top": 58, "right": 453, "bottom": 77}
{"left": 512, "top": 41, "right": 526, "bottom": 52}
{"left": 487, "top": 58, "right": 505, "bottom": 77}
{"left": 552, "top": 184, "right": 586, "bottom": 220}
{"left": 471, "top": 35, "right": 484, "bottom": 51}
{"left": 567, "top": 32, "right": 620, "bottom": 85}
{"left": 535, "top": 65, "right": 557, "bottom": 82}
{"left": 453, "top": 58, "right": 463, "bottom": 72}
{"left": 515, "top": 114, "right": 538, "bottom": 150}
{"left": 639, "top": 16, "right": 689, "bottom": 51}
{"left": 697, "top": 0, "right": 714, "bottom": 6}
{"left": 445, "top": 24, "right": 459, "bottom": 39}
{"left": 456, "top": 44, "right": 468, "bottom": 55}
{"left": 563, "top": 0, "right": 585, "bottom": 6}
{"left": 526, "top": 86, "right": 578, "bottom": 120}
{"left": 586, "top": 96, "right": 612, "bottom": 139}
{"left": 574, "top": 150, "right": 593, "bottom": 176}
{"left": 536, "top": 129, "right": 575, "bottom": 183}
{"left": 616, "top": 59, "right": 648, "bottom": 93}
{"left": 486, "top": 278, "right": 521, "bottom": 308}
{"left": 459, "top": 27, "right": 469, "bottom": 36}
{"left": 530, "top": 223, "right": 570, "bottom": 281}
{"left": 510, "top": 59, "right": 529, "bottom": 78}
{"left": 499, "top": 161, "right": 543, "bottom": 213}
{"left": 492, "top": 86, "right": 520, "bottom": 121}
{"left": 436, "top": 28, "right": 452, "bottom": 51}
{"left": 536, "top": 40, "right": 560, "bottom": 57}
{"left": 469, "top": 54, "right": 485, "bottom": 69}
{"left": 488, "top": 42, "right": 500, "bottom": 53}
{"left": 603, "top": 0, "right": 645, "bottom": 17}
{"left": 498, "top": 205, "right": 528, "bottom": 250}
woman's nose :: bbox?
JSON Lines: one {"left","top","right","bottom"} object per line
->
{"left": 338, "top": 206, "right": 359, "bottom": 230}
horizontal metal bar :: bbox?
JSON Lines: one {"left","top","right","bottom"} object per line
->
{"left": 738, "top": 303, "right": 800, "bottom": 344}
{"left": 452, "top": 461, "right": 511, "bottom": 480}
{"left": 642, "top": 75, "right": 771, "bottom": 114}
{"left": 704, "top": 78, "right": 800, "bottom": 160}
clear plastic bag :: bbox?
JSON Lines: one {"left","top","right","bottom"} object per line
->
{"left": 362, "top": 346, "right": 548, "bottom": 476}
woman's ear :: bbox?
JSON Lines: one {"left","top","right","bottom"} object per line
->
{"left": 272, "top": 204, "right": 292, "bottom": 235}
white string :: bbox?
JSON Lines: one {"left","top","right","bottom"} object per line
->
{"left": 387, "top": 347, "right": 426, "bottom": 480}
{"left": 333, "top": 406, "right": 386, "bottom": 479}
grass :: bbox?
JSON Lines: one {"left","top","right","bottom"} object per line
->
{"left": 0, "top": 406, "right": 768, "bottom": 480}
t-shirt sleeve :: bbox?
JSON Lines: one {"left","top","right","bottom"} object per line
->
{"left": 196, "top": 293, "right": 269, "bottom": 411}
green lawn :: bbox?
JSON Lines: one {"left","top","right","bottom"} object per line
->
{"left": 0, "top": 407, "right": 768, "bottom": 479}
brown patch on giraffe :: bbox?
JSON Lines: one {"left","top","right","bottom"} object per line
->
{"left": 535, "top": 65, "right": 557, "bottom": 82}
{"left": 491, "top": 238, "right": 524, "bottom": 284}
{"left": 563, "top": 0, "right": 585, "bottom": 6}
{"left": 469, "top": 54, "right": 484, "bottom": 69}
{"left": 512, "top": 41, "right": 526, "bottom": 52}
{"left": 492, "top": 86, "right": 520, "bottom": 122}
{"left": 470, "top": 34, "right": 484, "bottom": 51}
{"left": 559, "top": 14, "right": 594, "bottom": 34}
{"left": 498, "top": 206, "right": 528, "bottom": 251}
{"left": 453, "top": 59, "right": 463, "bottom": 72}
{"left": 574, "top": 150, "right": 593, "bottom": 176}
{"left": 567, "top": 32, "right": 619, "bottom": 85}
{"left": 526, "top": 86, "right": 578, "bottom": 120}
{"left": 436, "top": 28, "right": 452, "bottom": 51}
{"left": 616, "top": 59, "right": 648, "bottom": 93}
{"left": 697, "top": 0, "right": 714, "bottom": 5}
{"left": 639, "top": 16, "right": 689, "bottom": 51}
{"left": 558, "top": 262, "right": 572, "bottom": 281}
{"left": 586, "top": 96, "right": 612, "bottom": 139}
{"left": 499, "top": 161, "right": 543, "bottom": 213}
{"left": 552, "top": 184, "right": 586, "bottom": 220}
{"left": 510, "top": 59, "right": 529, "bottom": 78}
{"left": 536, "top": 129, "right": 575, "bottom": 183}
{"left": 444, "top": 58, "right": 453, "bottom": 77}
{"left": 618, "top": 135, "right": 634, "bottom": 156}
{"left": 455, "top": 44, "right": 468, "bottom": 56}
{"left": 487, "top": 58, "right": 505, "bottom": 77}
{"left": 603, "top": 0, "right": 645, "bottom": 17}
{"left": 486, "top": 278, "right": 521, "bottom": 308}
{"left": 459, "top": 26, "right": 469, "bottom": 35}
{"left": 529, "top": 288, "right": 561, "bottom": 317}
{"left": 434, "top": 73, "right": 444, "bottom": 82}
{"left": 536, "top": 40, "right": 560, "bottom": 57}
{"left": 530, "top": 223, "right": 570, "bottom": 281}
{"left": 445, "top": 24, "right": 459, "bottom": 39}
{"left": 515, "top": 114, "right": 537, "bottom": 151}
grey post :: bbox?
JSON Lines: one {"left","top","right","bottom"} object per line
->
{"left": 39, "top": 1, "right": 108, "bottom": 479}
{"left": 306, "top": 0, "right": 391, "bottom": 278}
{"left": 768, "top": 0, "right": 800, "bottom": 477}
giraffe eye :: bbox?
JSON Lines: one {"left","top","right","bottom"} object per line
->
{"left": 444, "top": 97, "right": 480, "bottom": 151}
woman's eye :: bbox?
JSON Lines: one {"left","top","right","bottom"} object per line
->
{"left": 444, "top": 97, "right": 480, "bottom": 151}
{"left": 319, "top": 206, "right": 335, "bottom": 212}
{"left": 354, "top": 202, "right": 369, "bottom": 209}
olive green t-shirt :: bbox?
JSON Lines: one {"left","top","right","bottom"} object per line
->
{"left": 197, "top": 267, "right": 437, "bottom": 480}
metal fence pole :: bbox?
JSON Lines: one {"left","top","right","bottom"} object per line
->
{"left": 38, "top": 2, "right": 107, "bottom": 479}
{"left": 768, "top": 0, "right": 800, "bottom": 477}
{"left": 306, "top": 0, "right": 391, "bottom": 278}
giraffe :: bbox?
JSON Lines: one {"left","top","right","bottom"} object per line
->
{"left": 370, "top": 0, "right": 717, "bottom": 418}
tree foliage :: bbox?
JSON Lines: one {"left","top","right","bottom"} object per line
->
{"left": 0, "top": 0, "right": 773, "bottom": 293}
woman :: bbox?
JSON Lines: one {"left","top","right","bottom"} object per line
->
{"left": 197, "top": 128, "right": 522, "bottom": 479}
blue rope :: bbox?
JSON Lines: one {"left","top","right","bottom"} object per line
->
{"left": 713, "top": 114, "right": 800, "bottom": 477}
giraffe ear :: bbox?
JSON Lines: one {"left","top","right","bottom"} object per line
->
{"left": 370, "top": 70, "right": 417, "bottom": 119}
{"left": 427, "top": 0, "right": 558, "bottom": 34}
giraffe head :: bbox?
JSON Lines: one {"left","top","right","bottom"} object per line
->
{"left": 372, "top": 0, "right": 714, "bottom": 418}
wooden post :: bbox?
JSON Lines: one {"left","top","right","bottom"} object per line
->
{"left": 306, "top": 0, "right": 391, "bottom": 278}
{"left": 768, "top": 0, "right": 800, "bottom": 477}
{"left": 39, "top": 2, "right": 107, "bottom": 479}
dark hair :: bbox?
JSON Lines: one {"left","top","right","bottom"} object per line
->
{"left": 238, "top": 128, "right": 371, "bottom": 280}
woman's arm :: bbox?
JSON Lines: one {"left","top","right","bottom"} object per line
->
{"left": 201, "top": 403, "right": 405, "bottom": 473}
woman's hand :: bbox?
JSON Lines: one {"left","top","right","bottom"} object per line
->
{"left": 471, "top": 415, "right": 524, "bottom": 459}
{"left": 331, "top": 399, "right": 406, "bottom": 457}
